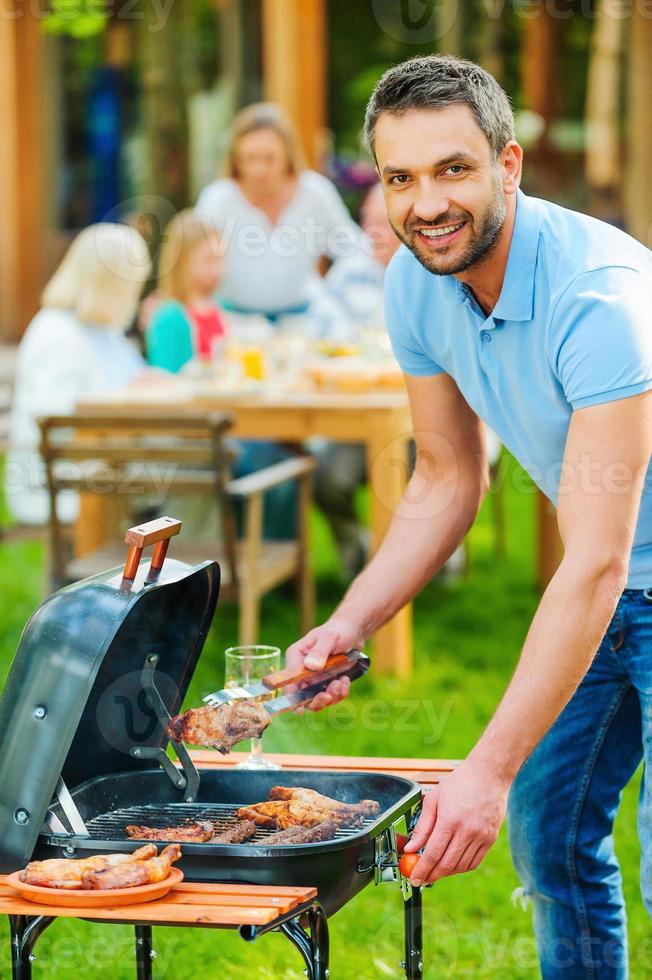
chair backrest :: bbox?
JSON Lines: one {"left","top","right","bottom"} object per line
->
{"left": 38, "top": 411, "right": 238, "bottom": 587}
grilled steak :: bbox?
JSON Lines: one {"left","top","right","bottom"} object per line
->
{"left": 210, "top": 819, "right": 258, "bottom": 844}
{"left": 20, "top": 844, "right": 157, "bottom": 889}
{"left": 237, "top": 786, "right": 380, "bottom": 829}
{"left": 166, "top": 700, "right": 271, "bottom": 753}
{"left": 81, "top": 844, "right": 181, "bottom": 890}
{"left": 263, "top": 821, "right": 338, "bottom": 845}
{"left": 125, "top": 820, "right": 215, "bottom": 843}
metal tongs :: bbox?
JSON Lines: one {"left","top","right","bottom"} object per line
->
{"left": 202, "top": 649, "right": 370, "bottom": 715}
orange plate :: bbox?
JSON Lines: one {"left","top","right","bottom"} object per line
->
{"left": 6, "top": 867, "right": 184, "bottom": 908}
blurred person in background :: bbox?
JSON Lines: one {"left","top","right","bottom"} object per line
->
{"left": 145, "top": 208, "right": 295, "bottom": 540}
{"left": 5, "top": 223, "right": 151, "bottom": 525}
{"left": 313, "top": 182, "right": 401, "bottom": 577}
{"left": 146, "top": 209, "right": 227, "bottom": 373}
{"left": 319, "top": 182, "right": 492, "bottom": 578}
{"left": 325, "top": 181, "right": 400, "bottom": 329}
{"left": 195, "top": 101, "right": 361, "bottom": 331}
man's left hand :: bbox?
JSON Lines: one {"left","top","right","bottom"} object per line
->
{"left": 403, "top": 760, "right": 511, "bottom": 886}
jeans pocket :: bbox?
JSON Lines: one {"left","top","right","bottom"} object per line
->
{"left": 605, "top": 612, "right": 625, "bottom": 652}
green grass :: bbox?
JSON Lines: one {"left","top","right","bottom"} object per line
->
{"left": 0, "top": 455, "right": 646, "bottom": 978}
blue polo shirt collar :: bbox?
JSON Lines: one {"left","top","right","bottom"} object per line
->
{"left": 441, "top": 189, "right": 541, "bottom": 324}
{"left": 491, "top": 189, "right": 541, "bottom": 322}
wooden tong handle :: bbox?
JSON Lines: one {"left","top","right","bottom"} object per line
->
{"left": 122, "top": 516, "right": 182, "bottom": 585}
{"left": 262, "top": 650, "right": 369, "bottom": 691}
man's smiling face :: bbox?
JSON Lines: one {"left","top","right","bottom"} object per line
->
{"left": 376, "top": 105, "right": 509, "bottom": 276}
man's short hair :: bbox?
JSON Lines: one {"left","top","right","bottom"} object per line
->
{"left": 364, "top": 55, "right": 515, "bottom": 160}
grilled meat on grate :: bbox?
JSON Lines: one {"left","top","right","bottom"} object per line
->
{"left": 125, "top": 820, "right": 215, "bottom": 843}
{"left": 20, "top": 844, "right": 157, "bottom": 889}
{"left": 167, "top": 700, "right": 271, "bottom": 753}
{"left": 270, "top": 786, "right": 380, "bottom": 818}
{"left": 237, "top": 786, "right": 380, "bottom": 829}
{"left": 81, "top": 844, "right": 181, "bottom": 890}
{"left": 210, "top": 819, "right": 258, "bottom": 844}
{"left": 263, "top": 821, "right": 338, "bottom": 845}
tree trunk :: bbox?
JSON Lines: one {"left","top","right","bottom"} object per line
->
{"left": 584, "top": 0, "right": 624, "bottom": 220}
{"left": 519, "top": 5, "right": 564, "bottom": 196}
{"left": 137, "top": 0, "right": 189, "bottom": 212}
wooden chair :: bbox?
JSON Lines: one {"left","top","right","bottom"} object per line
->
{"left": 38, "top": 412, "right": 316, "bottom": 643}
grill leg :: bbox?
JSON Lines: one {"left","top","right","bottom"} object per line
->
{"left": 134, "top": 925, "right": 154, "bottom": 980}
{"left": 280, "top": 903, "right": 330, "bottom": 980}
{"left": 403, "top": 887, "right": 423, "bottom": 979}
{"left": 9, "top": 915, "right": 55, "bottom": 980}
{"left": 308, "top": 903, "right": 329, "bottom": 980}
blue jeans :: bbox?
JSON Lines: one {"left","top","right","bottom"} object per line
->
{"left": 508, "top": 588, "right": 652, "bottom": 978}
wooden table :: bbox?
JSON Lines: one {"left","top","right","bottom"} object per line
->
{"left": 77, "top": 386, "right": 415, "bottom": 677}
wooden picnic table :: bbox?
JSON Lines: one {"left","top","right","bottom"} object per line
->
{"left": 76, "top": 386, "right": 415, "bottom": 677}
{"left": 1, "top": 752, "right": 454, "bottom": 979}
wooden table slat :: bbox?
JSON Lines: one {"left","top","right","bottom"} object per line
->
{"left": 171, "top": 881, "right": 316, "bottom": 898}
{"left": 187, "top": 750, "right": 456, "bottom": 779}
{"left": 0, "top": 901, "right": 281, "bottom": 927}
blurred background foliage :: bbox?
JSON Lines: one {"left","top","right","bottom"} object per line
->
{"left": 46, "top": 0, "right": 623, "bottom": 230}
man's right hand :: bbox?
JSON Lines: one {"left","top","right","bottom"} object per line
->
{"left": 285, "top": 615, "right": 366, "bottom": 712}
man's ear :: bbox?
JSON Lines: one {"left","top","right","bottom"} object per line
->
{"left": 501, "top": 141, "right": 523, "bottom": 194}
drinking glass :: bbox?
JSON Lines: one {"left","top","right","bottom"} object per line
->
{"left": 224, "top": 645, "right": 282, "bottom": 770}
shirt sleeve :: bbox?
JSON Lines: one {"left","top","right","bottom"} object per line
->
{"left": 549, "top": 266, "right": 652, "bottom": 410}
{"left": 384, "top": 254, "right": 444, "bottom": 377}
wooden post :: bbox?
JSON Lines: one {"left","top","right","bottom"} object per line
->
{"left": 624, "top": 4, "right": 652, "bottom": 247}
{"left": 0, "top": 5, "right": 45, "bottom": 340}
{"left": 520, "top": 6, "right": 561, "bottom": 158}
{"left": 261, "top": 0, "right": 327, "bottom": 168}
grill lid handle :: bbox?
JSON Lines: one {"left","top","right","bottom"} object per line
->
{"left": 122, "top": 516, "right": 182, "bottom": 588}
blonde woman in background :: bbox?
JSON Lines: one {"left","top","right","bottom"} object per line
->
{"left": 6, "top": 223, "right": 152, "bottom": 525}
{"left": 195, "top": 102, "right": 361, "bottom": 326}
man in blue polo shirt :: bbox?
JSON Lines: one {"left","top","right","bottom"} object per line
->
{"left": 287, "top": 56, "right": 652, "bottom": 977}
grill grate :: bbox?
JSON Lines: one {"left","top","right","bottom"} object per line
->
{"left": 82, "top": 802, "right": 375, "bottom": 843}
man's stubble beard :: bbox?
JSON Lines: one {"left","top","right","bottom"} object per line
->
{"left": 391, "top": 177, "right": 507, "bottom": 277}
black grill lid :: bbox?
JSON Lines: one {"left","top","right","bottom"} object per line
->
{"left": 0, "top": 524, "right": 220, "bottom": 872}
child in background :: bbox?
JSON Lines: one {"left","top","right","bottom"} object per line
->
{"left": 146, "top": 209, "right": 227, "bottom": 373}
{"left": 146, "top": 209, "right": 297, "bottom": 540}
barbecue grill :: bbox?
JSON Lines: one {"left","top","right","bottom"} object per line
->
{"left": 0, "top": 518, "right": 425, "bottom": 978}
